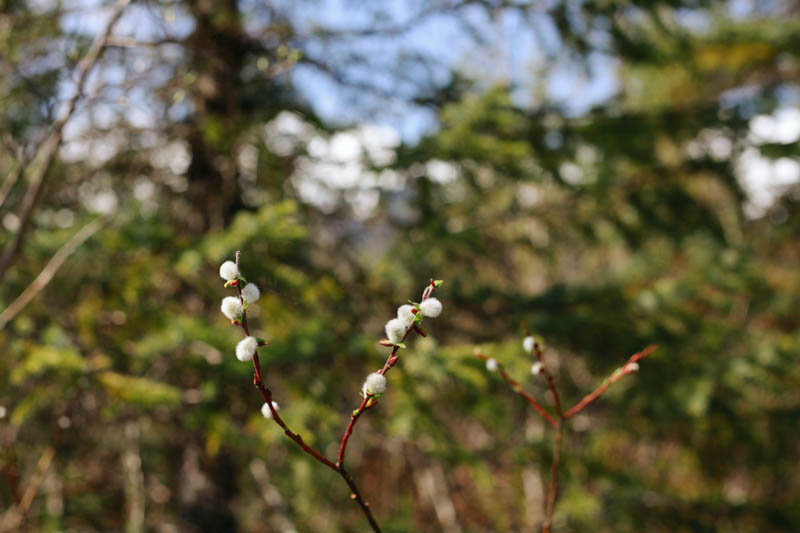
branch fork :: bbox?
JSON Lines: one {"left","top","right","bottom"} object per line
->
{"left": 223, "top": 251, "right": 442, "bottom": 533}
{"left": 477, "top": 340, "right": 656, "bottom": 532}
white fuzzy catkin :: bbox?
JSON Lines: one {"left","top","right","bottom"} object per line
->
{"left": 397, "top": 304, "right": 416, "bottom": 328}
{"left": 523, "top": 336, "right": 535, "bottom": 353}
{"left": 221, "top": 296, "right": 243, "bottom": 320}
{"left": 261, "top": 401, "right": 279, "bottom": 419}
{"left": 486, "top": 358, "right": 498, "bottom": 372}
{"left": 531, "top": 362, "right": 543, "bottom": 375}
{"left": 236, "top": 336, "right": 258, "bottom": 361}
{"left": 241, "top": 283, "right": 260, "bottom": 303}
{"left": 362, "top": 372, "right": 387, "bottom": 397}
{"left": 385, "top": 318, "right": 406, "bottom": 344}
{"left": 419, "top": 297, "right": 442, "bottom": 318}
{"left": 626, "top": 362, "right": 640, "bottom": 372}
{"left": 219, "top": 260, "right": 240, "bottom": 281}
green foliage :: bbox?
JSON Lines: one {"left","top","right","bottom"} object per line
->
{"left": 1, "top": 0, "right": 799, "bottom": 532}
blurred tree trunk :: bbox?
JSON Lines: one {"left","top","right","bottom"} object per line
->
{"left": 185, "top": 0, "right": 246, "bottom": 232}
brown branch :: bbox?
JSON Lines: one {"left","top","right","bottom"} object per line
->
{"left": 0, "top": 446, "right": 56, "bottom": 532}
{"left": 338, "top": 395, "right": 370, "bottom": 467}
{"left": 542, "top": 423, "right": 563, "bottom": 533}
{"left": 337, "top": 280, "right": 440, "bottom": 467}
{"left": 0, "top": 160, "right": 24, "bottom": 211}
{"left": 19, "top": 446, "right": 55, "bottom": 512}
{"left": 564, "top": 345, "right": 657, "bottom": 420}
{"left": 0, "top": 0, "right": 131, "bottom": 282}
{"left": 474, "top": 351, "right": 558, "bottom": 429}
{"left": 534, "top": 342, "right": 563, "bottom": 418}
{"left": 0, "top": 216, "right": 110, "bottom": 330}
{"left": 531, "top": 341, "right": 564, "bottom": 531}
{"left": 230, "top": 251, "right": 381, "bottom": 532}
{"left": 338, "top": 465, "right": 383, "bottom": 533}
{"left": 480, "top": 340, "right": 655, "bottom": 532}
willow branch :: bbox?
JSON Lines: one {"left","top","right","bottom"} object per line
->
{"left": 232, "top": 251, "right": 334, "bottom": 469}
{"left": 480, "top": 340, "right": 655, "bottom": 532}
{"left": 534, "top": 342, "right": 563, "bottom": 418}
{"left": 564, "top": 345, "right": 657, "bottom": 420}
{"left": 337, "top": 280, "right": 440, "bottom": 467}
{"left": 474, "top": 350, "right": 558, "bottom": 429}
{"left": 230, "top": 251, "right": 381, "bottom": 532}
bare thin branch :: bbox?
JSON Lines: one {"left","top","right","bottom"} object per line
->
{"left": 475, "top": 350, "right": 558, "bottom": 429}
{"left": 337, "top": 280, "right": 440, "bottom": 466}
{"left": 564, "top": 345, "right": 657, "bottom": 420}
{"left": 0, "top": 217, "right": 109, "bottom": 330}
{"left": 542, "top": 422, "right": 562, "bottom": 533}
{"left": 0, "top": 446, "right": 56, "bottom": 532}
{"left": 0, "top": 0, "right": 132, "bottom": 281}
{"left": 230, "top": 251, "right": 382, "bottom": 532}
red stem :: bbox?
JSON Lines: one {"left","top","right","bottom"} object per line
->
{"left": 231, "top": 251, "right": 382, "bottom": 532}
{"left": 480, "top": 340, "right": 656, "bottom": 532}
{"left": 336, "top": 280, "right": 438, "bottom": 467}
{"left": 338, "top": 396, "right": 370, "bottom": 466}
{"left": 474, "top": 351, "right": 558, "bottom": 429}
{"left": 564, "top": 344, "right": 657, "bottom": 419}
{"left": 534, "top": 342, "right": 563, "bottom": 418}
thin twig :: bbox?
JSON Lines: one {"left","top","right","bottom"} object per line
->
{"left": 338, "top": 396, "right": 370, "bottom": 467}
{"left": 564, "top": 345, "right": 657, "bottom": 420}
{"left": 230, "top": 251, "right": 381, "bottom": 532}
{"left": 17, "top": 447, "right": 55, "bottom": 513}
{"left": 479, "top": 341, "right": 656, "bottom": 532}
{"left": 336, "top": 280, "right": 440, "bottom": 466}
{"left": 338, "top": 465, "right": 382, "bottom": 533}
{"left": 0, "top": 160, "right": 24, "bottom": 211}
{"left": 474, "top": 351, "right": 558, "bottom": 429}
{"left": 232, "top": 252, "right": 335, "bottom": 469}
{"left": 534, "top": 342, "right": 563, "bottom": 418}
{"left": 0, "top": 0, "right": 132, "bottom": 282}
{"left": 542, "top": 422, "right": 562, "bottom": 533}
{"left": 0, "top": 446, "right": 56, "bottom": 532}
{"left": 531, "top": 341, "right": 565, "bottom": 532}
{"left": 0, "top": 216, "right": 110, "bottom": 329}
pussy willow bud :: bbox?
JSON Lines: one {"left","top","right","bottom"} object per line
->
{"left": 523, "top": 336, "right": 535, "bottom": 353}
{"left": 221, "top": 296, "right": 243, "bottom": 321}
{"left": 261, "top": 401, "right": 280, "bottom": 419}
{"left": 236, "top": 336, "right": 258, "bottom": 361}
{"left": 397, "top": 304, "right": 416, "bottom": 328}
{"left": 241, "top": 283, "right": 260, "bottom": 304}
{"left": 419, "top": 297, "right": 442, "bottom": 318}
{"left": 384, "top": 318, "right": 406, "bottom": 344}
{"left": 362, "top": 372, "right": 387, "bottom": 397}
{"left": 219, "top": 260, "right": 240, "bottom": 281}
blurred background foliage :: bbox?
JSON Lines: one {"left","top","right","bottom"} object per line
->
{"left": 1, "top": 0, "right": 800, "bottom": 531}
